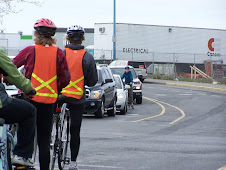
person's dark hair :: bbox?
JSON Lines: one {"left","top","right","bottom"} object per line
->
{"left": 66, "top": 35, "right": 85, "bottom": 45}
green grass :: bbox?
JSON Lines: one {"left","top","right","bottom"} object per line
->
{"left": 148, "top": 74, "right": 226, "bottom": 85}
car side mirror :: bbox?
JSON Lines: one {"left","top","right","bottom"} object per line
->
{"left": 124, "top": 85, "right": 130, "bottom": 90}
{"left": 138, "top": 74, "right": 143, "bottom": 81}
{"left": 105, "top": 79, "right": 113, "bottom": 83}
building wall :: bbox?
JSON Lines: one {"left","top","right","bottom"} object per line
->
{"left": 0, "top": 33, "right": 33, "bottom": 56}
{"left": 94, "top": 23, "right": 226, "bottom": 64}
{"left": 0, "top": 28, "right": 94, "bottom": 56}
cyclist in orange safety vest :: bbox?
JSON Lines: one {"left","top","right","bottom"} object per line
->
{"left": 13, "top": 18, "right": 71, "bottom": 170}
{"left": 61, "top": 25, "right": 98, "bottom": 170}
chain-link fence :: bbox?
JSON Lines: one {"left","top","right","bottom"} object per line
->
{"left": 93, "top": 49, "right": 226, "bottom": 79}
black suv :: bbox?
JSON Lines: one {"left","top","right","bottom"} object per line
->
{"left": 84, "top": 65, "right": 117, "bottom": 118}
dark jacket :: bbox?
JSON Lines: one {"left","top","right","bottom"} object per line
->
{"left": 64, "top": 44, "right": 98, "bottom": 104}
{"left": 121, "top": 71, "right": 133, "bottom": 84}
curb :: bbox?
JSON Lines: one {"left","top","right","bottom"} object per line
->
{"left": 144, "top": 81, "right": 226, "bottom": 92}
{"left": 165, "top": 83, "right": 226, "bottom": 92}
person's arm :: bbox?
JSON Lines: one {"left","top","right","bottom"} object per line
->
{"left": 82, "top": 52, "right": 98, "bottom": 87}
{"left": 121, "top": 72, "right": 125, "bottom": 79}
{"left": 13, "top": 46, "right": 34, "bottom": 68}
{"left": 57, "top": 49, "right": 71, "bottom": 92}
{"left": 0, "top": 50, "right": 33, "bottom": 94}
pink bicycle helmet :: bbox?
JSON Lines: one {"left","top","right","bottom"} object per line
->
{"left": 34, "top": 18, "right": 56, "bottom": 29}
{"left": 34, "top": 18, "right": 56, "bottom": 37}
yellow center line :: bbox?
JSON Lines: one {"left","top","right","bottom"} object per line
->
{"left": 132, "top": 96, "right": 166, "bottom": 122}
{"left": 132, "top": 96, "right": 185, "bottom": 125}
{"left": 152, "top": 99, "right": 185, "bottom": 124}
{"left": 145, "top": 97, "right": 185, "bottom": 124}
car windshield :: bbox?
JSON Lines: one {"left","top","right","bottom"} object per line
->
{"left": 128, "top": 61, "right": 146, "bottom": 69}
{"left": 114, "top": 76, "right": 122, "bottom": 89}
{"left": 109, "top": 61, "right": 127, "bottom": 66}
{"left": 110, "top": 68, "right": 137, "bottom": 79}
{"left": 97, "top": 69, "right": 102, "bottom": 83}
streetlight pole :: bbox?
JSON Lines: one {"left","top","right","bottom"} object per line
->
{"left": 113, "top": 0, "right": 116, "bottom": 61}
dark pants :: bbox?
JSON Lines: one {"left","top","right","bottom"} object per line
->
{"left": 0, "top": 98, "right": 36, "bottom": 158}
{"left": 128, "top": 85, "right": 133, "bottom": 105}
{"left": 31, "top": 101, "right": 54, "bottom": 170}
{"left": 67, "top": 103, "right": 84, "bottom": 161}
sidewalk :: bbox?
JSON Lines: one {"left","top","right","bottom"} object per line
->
{"left": 144, "top": 78, "right": 226, "bottom": 92}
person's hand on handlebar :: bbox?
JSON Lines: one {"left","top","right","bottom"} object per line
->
{"left": 24, "top": 88, "right": 36, "bottom": 98}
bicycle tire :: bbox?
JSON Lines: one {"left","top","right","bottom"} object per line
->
{"left": 7, "top": 136, "right": 12, "bottom": 170}
{"left": 58, "top": 109, "right": 70, "bottom": 170}
{"left": 50, "top": 117, "right": 58, "bottom": 170}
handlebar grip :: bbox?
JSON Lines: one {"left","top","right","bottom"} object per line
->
{"left": 26, "top": 89, "right": 36, "bottom": 96}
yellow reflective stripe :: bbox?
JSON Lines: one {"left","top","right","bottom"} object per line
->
{"left": 65, "top": 76, "right": 84, "bottom": 88}
{"left": 36, "top": 92, "right": 58, "bottom": 98}
{"left": 62, "top": 76, "right": 84, "bottom": 95}
{"left": 61, "top": 90, "right": 83, "bottom": 95}
{"left": 32, "top": 73, "right": 57, "bottom": 97}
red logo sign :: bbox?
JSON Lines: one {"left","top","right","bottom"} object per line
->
{"left": 208, "top": 38, "right": 214, "bottom": 51}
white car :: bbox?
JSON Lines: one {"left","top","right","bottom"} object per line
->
{"left": 113, "top": 74, "right": 129, "bottom": 115}
{"left": 109, "top": 66, "right": 143, "bottom": 104}
{"left": 109, "top": 60, "right": 148, "bottom": 83}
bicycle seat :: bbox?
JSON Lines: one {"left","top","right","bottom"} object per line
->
{"left": 0, "top": 118, "right": 5, "bottom": 126}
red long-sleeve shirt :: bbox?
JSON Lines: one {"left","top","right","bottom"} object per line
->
{"left": 13, "top": 45, "right": 71, "bottom": 91}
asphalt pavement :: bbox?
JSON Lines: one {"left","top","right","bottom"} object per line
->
{"left": 35, "top": 82, "right": 226, "bottom": 170}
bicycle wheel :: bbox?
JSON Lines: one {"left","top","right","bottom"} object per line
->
{"left": 50, "top": 115, "right": 58, "bottom": 170}
{"left": 7, "top": 136, "right": 12, "bottom": 170}
{"left": 58, "top": 107, "right": 70, "bottom": 170}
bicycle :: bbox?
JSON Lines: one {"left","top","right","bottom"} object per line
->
{"left": 50, "top": 97, "right": 70, "bottom": 170}
{"left": 0, "top": 93, "right": 36, "bottom": 170}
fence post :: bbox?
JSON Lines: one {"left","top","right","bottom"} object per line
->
{"left": 173, "top": 53, "right": 175, "bottom": 80}
{"left": 152, "top": 52, "right": 155, "bottom": 78}
{"left": 194, "top": 54, "right": 196, "bottom": 80}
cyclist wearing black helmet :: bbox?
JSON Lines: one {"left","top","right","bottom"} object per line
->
{"left": 61, "top": 25, "right": 98, "bottom": 170}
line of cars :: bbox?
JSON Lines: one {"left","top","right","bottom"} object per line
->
{"left": 84, "top": 60, "right": 144, "bottom": 118}
{"left": 4, "top": 58, "right": 145, "bottom": 119}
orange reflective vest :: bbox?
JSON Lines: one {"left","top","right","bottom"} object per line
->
{"left": 31, "top": 45, "right": 58, "bottom": 104}
{"left": 61, "top": 48, "right": 85, "bottom": 99}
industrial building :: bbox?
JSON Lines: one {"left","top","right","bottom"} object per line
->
{"left": 94, "top": 23, "right": 226, "bottom": 77}
{"left": 1, "top": 23, "right": 226, "bottom": 77}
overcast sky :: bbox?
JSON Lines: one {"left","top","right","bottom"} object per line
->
{"left": 1, "top": 0, "right": 226, "bottom": 34}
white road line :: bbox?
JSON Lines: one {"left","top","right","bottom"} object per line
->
{"left": 79, "top": 164, "right": 122, "bottom": 169}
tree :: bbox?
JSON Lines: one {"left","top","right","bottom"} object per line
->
{"left": 0, "top": 0, "right": 41, "bottom": 15}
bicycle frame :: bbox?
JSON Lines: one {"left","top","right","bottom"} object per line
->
{"left": 50, "top": 102, "right": 70, "bottom": 170}
{"left": 0, "top": 123, "right": 15, "bottom": 170}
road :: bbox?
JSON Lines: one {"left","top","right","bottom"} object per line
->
{"left": 37, "top": 84, "right": 226, "bottom": 170}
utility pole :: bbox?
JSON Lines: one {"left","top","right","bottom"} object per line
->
{"left": 113, "top": 0, "right": 116, "bottom": 61}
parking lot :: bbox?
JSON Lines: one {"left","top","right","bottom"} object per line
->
{"left": 44, "top": 83, "right": 226, "bottom": 170}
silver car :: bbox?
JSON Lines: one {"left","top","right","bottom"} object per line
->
{"left": 113, "top": 74, "right": 129, "bottom": 115}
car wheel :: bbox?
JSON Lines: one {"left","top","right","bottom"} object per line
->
{"left": 136, "top": 96, "right": 142, "bottom": 104}
{"left": 120, "top": 104, "right": 127, "bottom": 115}
{"left": 95, "top": 100, "right": 105, "bottom": 118}
{"left": 107, "top": 100, "right": 116, "bottom": 117}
